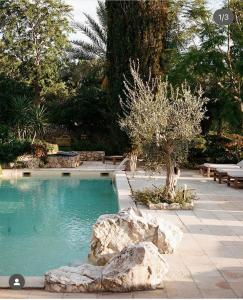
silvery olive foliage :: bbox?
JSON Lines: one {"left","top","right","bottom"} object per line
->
{"left": 120, "top": 63, "right": 208, "bottom": 147}
{"left": 120, "top": 62, "right": 208, "bottom": 196}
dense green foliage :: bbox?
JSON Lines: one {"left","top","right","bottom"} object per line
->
{"left": 188, "top": 133, "right": 243, "bottom": 166}
{"left": 0, "top": 78, "right": 47, "bottom": 140}
{"left": 106, "top": 0, "right": 167, "bottom": 113}
{"left": 0, "top": 0, "right": 72, "bottom": 105}
{"left": 0, "top": 0, "right": 242, "bottom": 165}
{"left": 0, "top": 140, "right": 31, "bottom": 164}
{"left": 167, "top": 0, "right": 243, "bottom": 133}
{"left": 0, "top": 75, "right": 34, "bottom": 124}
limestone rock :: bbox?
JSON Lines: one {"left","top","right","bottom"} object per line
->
{"left": 101, "top": 242, "right": 168, "bottom": 292}
{"left": 148, "top": 202, "right": 169, "bottom": 210}
{"left": 169, "top": 203, "right": 181, "bottom": 210}
{"left": 89, "top": 207, "right": 183, "bottom": 265}
{"left": 45, "top": 264, "right": 103, "bottom": 293}
{"left": 45, "top": 242, "right": 168, "bottom": 293}
{"left": 148, "top": 201, "right": 194, "bottom": 210}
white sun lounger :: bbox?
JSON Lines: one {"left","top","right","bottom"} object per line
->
{"left": 200, "top": 160, "right": 243, "bottom": 177}
{"left": 227, "top": 170, "right": 243, "bottom": 188}
{"left": 214, "top": 168, "right": 243, "bottom": 183}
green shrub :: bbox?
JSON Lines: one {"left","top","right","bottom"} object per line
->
{"left": 188, "top": 134, "right": 243, "bottom": 166}
{"left": 45, "top": 142, "right": 58, "bottom": 154}
{"left": 31, "top": 142, "right": 48, "bottom": 158}
{"left": 224, "top": 134, "right": 243, "bottom": 162}
{"left": 204, "top": 135, "right": 233, "bottom": 163}
{"left": 0, "top": 139, "right": 54, "bottom": 165}
{"left": 0, "top": 124, "right": 14, "bottom": 143}
{"left": 133, "top": 186, "right": 196, "bottom": 206}
{"left": 0, "top": 140, "right": 31, "bottom": 164}
{"left": 187, "top": 136, "right": 207, "bottom": 167}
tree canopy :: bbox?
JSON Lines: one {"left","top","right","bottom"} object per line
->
{"left": 167, "top": 0, "right": 243, "bottom": 133}
{"left": 0, "top": 0, "right": 72, "bottom": 105}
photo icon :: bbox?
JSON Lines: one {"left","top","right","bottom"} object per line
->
{"left": 9, "top": 274, "right": 25, "bottom": 290}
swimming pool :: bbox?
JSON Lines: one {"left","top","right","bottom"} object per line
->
{"left": 0, "top": 176, "right": 118, "bottom": 276}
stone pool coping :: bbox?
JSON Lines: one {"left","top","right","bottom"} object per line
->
{"left": 1, "top": 168, "right": 116, "bottom": 178}
{"left": 0, "top": 169, "right": 134, "bottom": 289}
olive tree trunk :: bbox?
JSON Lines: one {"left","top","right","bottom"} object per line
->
{"left": 128, "top": 151, "right": 138, "bottom": 174}
{"left": 164, "top": 143, "right": 179, "bottom": 200}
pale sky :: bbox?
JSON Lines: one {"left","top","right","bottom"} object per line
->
{"left": 65, "top": 0, "right": 100, "bottom": 40}
{"left": 65, "top": 0, "right": 225, "bottom": 40}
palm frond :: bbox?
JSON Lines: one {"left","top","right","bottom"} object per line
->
{"left": 71, "top": 39, "right": 105, "bottom": 60}
{"left": 84, "top": 13, "right": 106, "bottom": 45}
{"left": 71, "top": 1, "right": 107, "bottom": 60}
{"left": 74, "top": 22, "right": 105, "bottom": 52}
{"left": 97, "top": 1, "right": 107, "bottom": 32}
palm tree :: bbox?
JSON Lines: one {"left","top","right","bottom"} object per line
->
{"left": 71, "top": 1, "right": 107, "bottom": 60}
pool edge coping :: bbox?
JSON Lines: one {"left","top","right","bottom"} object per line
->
{"left": 114, "top": 171, "right": 135, "bottom": 210}
{"left": 0, "top": 170, "right": 134, "bottom": 289}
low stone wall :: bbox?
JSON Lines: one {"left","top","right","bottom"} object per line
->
{"left": 45, "top": 155, "right": 80, "bottom": 168}
{"left": 14, "top": 151, "right": 105, "bottom": 169}
{"left": 16, "top": 154, "right": 80, "bottom": 168}
{"left": 16, "top": 155, "right": 43, "bottom": 169}
{"left": 77, "top": 151, "right": 105, "bottom": 161}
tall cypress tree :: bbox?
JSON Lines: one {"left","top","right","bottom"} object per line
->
{"left": 106, "top": 0, "right": 168, "bottom": 114}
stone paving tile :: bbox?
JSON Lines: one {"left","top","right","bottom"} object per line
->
{"left": 28, "top": 290, "right": 65, "bottom": 299}
{"left": 164, "top": 281, "right": 203, "bottom": 299}
{"left": 220, "top": 269, "right": 243, "bottom": 283}
{"left": 131, "top": 289, "right": 167, "bottom": 299}
{"left": 97, "top": 292, "right": 133, "bottom": 299}
{"left": 0, "top": 289, "right": 32, "bottom": 299}
{"left": 200, "top": 288, "right": 237, "bottom": 299}
{"left": 222, "top": 245, "right": 243, "bottom": 261}
{"left": 62, "top": 293, "right": 97, "bottom": 299}
{"left": 193, "top": 276, "right": 238, "bottom": 298}
{"left": 209, "top": 256, "right": 243, "bottom": 269}
{"left": 228, "top": 283, "right": 243, "bottom": 298}
{"left": 127, "top": 170, "right": 243, "bottom": 298}
{"left": 231, "top": 212, "right": 243, "bottom": 222}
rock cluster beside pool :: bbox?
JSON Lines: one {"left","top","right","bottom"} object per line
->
{"left": 45, "top": 242, "right": 168, "bottom": 293}
{"left": 44, "top": 207, "right": 183, "bottom": 293}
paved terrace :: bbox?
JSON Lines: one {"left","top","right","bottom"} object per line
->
{"left": 0, "top": 169, "right": 243, "bottom": 298}
{"left": 128, "top": 170, "right": 243, "bottom": 298}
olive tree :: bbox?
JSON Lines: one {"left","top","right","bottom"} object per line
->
{"left": 120, "top": 63, "right": 208, "bottom": 200}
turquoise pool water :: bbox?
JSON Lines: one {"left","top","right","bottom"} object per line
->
{"left": 0, "top": 176, "right": 118, "bottom": 276}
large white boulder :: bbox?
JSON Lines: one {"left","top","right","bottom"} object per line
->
{"left": 89, "top": 207, "right": 183, "bottom": 265}
{"left": 45, "top": 242, "right": 168, "bottom": 293}
{"left": 101, "top": 242, "right": 168, "bottom": 292}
